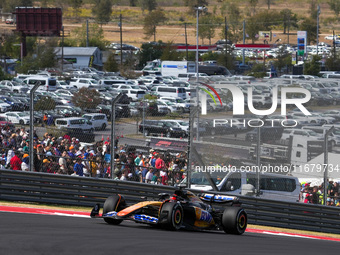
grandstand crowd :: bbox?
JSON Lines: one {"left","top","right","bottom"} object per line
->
{"left": 2, "top": 125, "right": 340, "bottom": 206}
{"left": 300, "top": 181, "right": 340, "bottom": 206}
{"left": 0, "top": 125, "right": 187, "bottom": 186}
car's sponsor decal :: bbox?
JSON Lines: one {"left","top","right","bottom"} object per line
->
{"left": 133, "top": 214, "right": 158, "bottom": 223}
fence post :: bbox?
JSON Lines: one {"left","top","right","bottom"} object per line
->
{"left": 323, "top": 126, "right": 334, "bottom": 205}
{"left": 111, "top": 93, "right": 124, "bottom": 179}
{"left": 29, "top": 82, "right": 41, "bottom": 172}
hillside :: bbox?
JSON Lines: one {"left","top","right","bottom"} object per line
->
{"left": 1, "top": 0, "right": 340, "bottom": 48}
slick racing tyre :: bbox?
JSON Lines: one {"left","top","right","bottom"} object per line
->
{"left": 103, "top": 195, "right": 126, "bottom": 225}
{"left": 160, "top": 202, "right": 183, "bottom": 230}
{"left": 221, "top": 207, "right": 247, "bottom": 235}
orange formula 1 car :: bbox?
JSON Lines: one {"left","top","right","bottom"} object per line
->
{"left": 90, "top": 189, "right": 247, "bottom": 235}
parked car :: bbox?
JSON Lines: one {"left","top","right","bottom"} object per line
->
{"left": 55, "top": 117, "right": 94, "bottom": 133}
{"left": 82, "top": 113, "right": 108, "bottom": 130}
{"left": 138, "top": 120, "right": 186, "bottom": 138}
{"left": 0, "top": 80, "right": 29, "bottom": 93}
{"left": 1, "top": 111, "right": 30, "bottom": 125}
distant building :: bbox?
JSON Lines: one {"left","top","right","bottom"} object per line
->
{"left": 54, "top": 47, "right": 103, "bottom": 70}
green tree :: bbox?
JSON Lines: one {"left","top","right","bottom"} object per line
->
{"left": 0, "top": 33, "right": 21, "bottom": 59}
{"left": 67, "top": 0, "right": 83, "bottom": 18}
{"left": 280, "top": 9, "right": 298, "bottom": 34}
{"left": 73, "top": 23, "right": 109, "bottom": 50}
{"left": 143, "top": 9, "right": 167, "bottom": 40}
{"left": 104, "top": 52, "right": 119, "bottom": 72}
{"left": 129, "top": 0, "right": 137, "bottom": 6}
{"left": 248, "top": 0, "right": 258, "bottom": 16}
{"left": 16, "top": 39, "right": 57, "bottom": 73}
{"left": 198, "top": 14, "right": 220, "bottom": 45}
{"left": 0, "top": 67, "right": 12, "bottom": 80}
{"left": 266, "top": 0, "right": 275, "bottom": 10}
{"left": 273, "top": 47, "right": 291, "bottom": 74}
{"left": 244, "top": 10, "right": 283, "bottom": 43}
{"left": 325, "top": 53, "right": 340, "bottom": 71}
{"left": 309, "top": 0, "right": 318, "bottom": 19}
{"left": 299, "top": 17, "right": 317, "bottom": 44}
{"left": 304, "top": 55, "right": 321, "bottom": 75}
{"left": 92, "top": 0, "right": 113, "bottom": 25}
{"left": 138, "top": 41, "right": 164, "bottom": 68}
{"left": 35, "top": 96, "right": 56, "bottom": 111}
{"left": 245, "top": 15, "right": 262, "bottom": 43}
{"left": 160, "top": 42, "right": 183, "bottom": 61}
{"left": 71, "top": 87, "right": 101, "bottom": 110}
{"left": 0, "top": 0, "right": 32, "bottom": 12}
{"left": 328, "top": 0, "right": 340, "bottom": 16}
{"left": 140, "top": 0, "right": 157, "bottom": 12}
{"left": 221, "top": 2, "right": 242, "bottom": 43}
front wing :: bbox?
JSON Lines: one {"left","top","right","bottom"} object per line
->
{"left": 91, "top": 203, "right": 160, "bottom": 225}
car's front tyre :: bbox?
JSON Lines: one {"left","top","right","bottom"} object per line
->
{"left": 103, "top": 195, "right": 126, "bottom": 225}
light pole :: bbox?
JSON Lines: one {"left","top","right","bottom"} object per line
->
{"left": 316, "top": 5, "right": 321, "bottom": 55}
{"left": 195, "top": 6, "right": 207, "bottom": 141}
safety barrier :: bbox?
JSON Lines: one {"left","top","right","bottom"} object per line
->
{"left": 1, "top": 170, "right": 340, "bottom": 234}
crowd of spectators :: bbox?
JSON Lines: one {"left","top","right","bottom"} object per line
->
{"left": 2, "top": 125, "right": 340, "bottom": 205}
{"left": 0, "top": 125, "right": 188, "bottom": 186}
{"left": 300, "top": 181, "right": 340, "bottom": 206}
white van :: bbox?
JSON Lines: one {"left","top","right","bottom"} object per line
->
{"left": 120, "top": 89, "right": 146, "bottom": 101}
{"left": 186, "top": 170, "right": 300, "bottom": 202}
{"left": 23, "top": 76, "right": 58, "bottom": 91}
{"left": 150, "top": 86, "right": 186, "bottom": 99}
{"left": 55, "top": 117, "right": 94, "bottom": 133}
{"left": 69, "top": 78, "right": 98, "bottom": 89}
{"left": 82, "top": 113, "right": 108, "bottom": 130}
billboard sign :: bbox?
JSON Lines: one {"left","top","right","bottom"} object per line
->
{"left": 297, "top": 31, "right": 307, "bottom": 57}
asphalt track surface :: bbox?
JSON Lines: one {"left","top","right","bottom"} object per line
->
{"left": 1, "top": 211, "right": 339, "bottom": 255}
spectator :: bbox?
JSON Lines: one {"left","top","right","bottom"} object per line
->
{"left": 120, "top": 169, "right": 129, "bottom": 181}
{"left": 73, "top": 158, "right": 84, "bottom": 177}
{"left": 134, "top": 153, "right": 142, "bottom": 166}
{"left": 21, "top": 154, "right": 29, "bottom": 171}
{"left": 41, "top": 159, "right": 52, "bottom": 173}
{"left": 311, "top": 186, "right": 319, "bottom": 204}
{"left": 141, "top": 162, "right": 149, "bottom": 183}
{"left": 10, "top": 151, "right": 22, "bottom": 170}
{"left": 58, "top": 151, "right": 68, "bottom": 174}
{"left": 151, "top": 171, "right": 160, "bottom": 184}
{"left": 0, "top": 157, "right": 6, "bottom": 169}
{"left": 89, "top": 155, "right": 98, "bottom": 177}
{"left": 145, "top": 167, "right": 153, "bottom": 183}
{"left": 68, "top": 146, "right": 76, "bottom": 159}
{"left": 6, "top": 146, "right": 15, "bottom": 167}
{"left": 155, "top": 154, "right": 165, "bottom": 170}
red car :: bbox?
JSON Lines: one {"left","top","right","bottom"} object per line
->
{"left": 5, "top": 19, "right": 14, "bottom": 24}
{"left": 0, "top": 116, "right": 14, "bottom": 128}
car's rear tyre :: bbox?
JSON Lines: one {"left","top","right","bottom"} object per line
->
{"left": 144, "top": 130, "right": 149, "bottom": 136}
{"left": 19, "top": 120, "right": 24, "bottom": 125}
{"left": 103, "top": 195, "right": 126, "bottom": 225}
{"left": 160, "top": 202, "right": 183, "bottom": 230}
{"left": 222, "top": 207, "right": 247, "bottom": 235}
{"left": 101, "top": 123, "right": 107, "bottom": 130}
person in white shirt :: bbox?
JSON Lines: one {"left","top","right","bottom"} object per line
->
{"left": 145, "top": 168, "right": 154, "bottom": 183}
